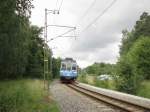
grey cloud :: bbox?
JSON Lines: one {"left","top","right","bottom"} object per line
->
{"left": 31, "top": 0, "right": 150, "bottom": 68}
{"left": 66, "top": 0, "right": 150, "bottom": 67}
{"left": 72, "top": 30, "right": 119, "bottom": 53}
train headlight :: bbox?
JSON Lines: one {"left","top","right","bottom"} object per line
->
{"left": 72, "top": 71, "right": 77, "bottom": 75}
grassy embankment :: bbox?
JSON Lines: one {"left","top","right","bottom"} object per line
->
{"left": 78, "top": 74, "right": 116, "bottom": 90}
{"left": 0, "top": 79, "right": 59, "bottom": 112}
{"left": 136, "top": 80, "right": 150, "bottom": 99}
{"left": 78, "top": 74, "right": 150, "bottom": 99}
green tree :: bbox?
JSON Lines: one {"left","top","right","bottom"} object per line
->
{"left": 25, "top": 26, "right": 44, "bottom": 78}
{"left": 119, "top": 12, "right": 150, "bottom": 56}
{"left": 116, "top": 56, "right": 136, "bottom": 94}
{"left": 0, "top": 0, "right": 48, "bottom": 79}
{"left": 117, "top": 12, "right": 150, "bottom": 94}
{"left": 127, "top": 37, "right": 150, "bottom": 80}
{"left": 0, "top": 0, "right": 33, "bottom": 79}
{"left": 52, "top": 57, "right": 61, "bottom": 78}
{"left": 84, "top": 62, "right": 115, "bottom": 76}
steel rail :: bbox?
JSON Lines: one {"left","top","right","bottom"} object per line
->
{"left": 67, "top": 83, "right": 150, "bottom": 112}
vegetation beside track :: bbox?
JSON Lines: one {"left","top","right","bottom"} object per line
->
{"left": 78, "top": 74, "right": 116, "bottom": 90}
{"left": 78, "top": 12, "right": 150, "bottom": 99}
{"left": 0, "top": 79, "right": 60, "bottom": 112}
{"left": 78, "top": 74, "right": 150, "bottom": 99}
{"left": 136, "top": 80, "right": 150, "bottom": 99}
{"left": 0, "top": 1, "right": 61, "bottom": 112}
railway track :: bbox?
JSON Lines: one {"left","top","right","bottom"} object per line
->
{"left": 67, "top": 82, "right": 150, "bottom": 112}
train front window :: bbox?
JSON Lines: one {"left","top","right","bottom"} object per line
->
{"left": 67, "top": 63, "right": 71, "bottom": 71}
{"left": 61, "top": 63, "right": 66, "bottom": 70}
{"left": 72, "top": 65, "right": 76, "bottom": 70}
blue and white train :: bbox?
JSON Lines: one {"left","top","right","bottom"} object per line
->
{"left": 60, "top": 58, "right": 78, "bottom": 81}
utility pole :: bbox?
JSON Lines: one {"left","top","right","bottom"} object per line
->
{"left": 44, "top": 8, "right": 59, "bottom": 91}
{"left": 44, "top": 8, "right": 76, "bottom": 92}
{"left": 44, "top": 8, "right": 47, "bottom": 90}
{"left": 50, "top": 49, "right": 53, "bottom": 79}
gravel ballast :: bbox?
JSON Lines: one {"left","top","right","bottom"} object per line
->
{"left": 50, "top": 81, "right": 125, "bottom": 112}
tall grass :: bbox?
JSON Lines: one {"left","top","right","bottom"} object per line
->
{"left": 92, "top": 77, "right": 116, "bottom": 90}
{"left": 136, "top": 80, "right": 150, "bottom": 99}
{"left": 78, "top": 74, "right": 116, "bottom": 90}
{"left": 78, "top": 74, "right": 150, "bottom": 99}
{"left": 77, "top": 74, "right": 88, "bottom": 84}
{"left": 0, "top": 79, "right": 59, "bottom": 112}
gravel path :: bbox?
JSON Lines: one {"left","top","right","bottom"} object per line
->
{"left": 50, "top": 80, "right": 125, "bottom": 112}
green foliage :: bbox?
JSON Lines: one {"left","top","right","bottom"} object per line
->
{"left": 25, "top": 26, "right": 44, "bottom": 78}
{"left": 127, "top": 37, "right": 150, "bottom": 79}
{"left": 78, "top": 74, "right": 88, "bottom": 84}
{"left": 0, "top": 0, "right": 32, "bottom": 79}
{"left": 78, "top": 74, "right": 116, "bottom": 90}
{"left": 119, "top": 29, "right": 133, "bottom": 55}
{"left": 85, "top": 62, "right": 115, "bottom": 76}
{"left": 78, "top": 12, "right": 150, "bottom": 97}
{"left": 0, "top": 0, "right": 53, "bottom": 79}
{"left": 0, "top": 0, "right": 31, "bottom": 79}
{"left": 117, "top": 12, "right": 150, "bottom": 94}
{"left": 134, "top": 12, "right": 150, "bottom": 37}
{"left": 94, "top": 78, "right": 109, "bottom": 89}
{"left": 16, "top": 0, "right": 34, "bottom": 17}
{"left": 117, "top": 37, "right": 150, "bottom": 94}
{"left": 93, "top": 78, "right": 116, "bottom": 90}
{"left": 116, "top": 56, "right": 137, "bottom": 94}
{"left": 120, "top": 12, "right": 150, "bottom": 56}
{"left": 52, "top": 57, "right": 61, "bottom": 78}
{"left": 136, "top": 80, "right": 150, "bottom": 99}
{"left": 0, "top": 79, "right": 59, "bottom": 112}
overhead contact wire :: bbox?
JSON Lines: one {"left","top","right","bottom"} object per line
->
{"left": 80, "top": 0, "right": 117, "bottom": 34}
{"left": 58, "top": 0, "right": 64, "bottom": 12}
{"left": 76, "top": 0, "right": 97, "bottom": 26}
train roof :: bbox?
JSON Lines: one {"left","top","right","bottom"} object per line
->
{"left": 61, "top": 58, "right": 76, "bottom": 63}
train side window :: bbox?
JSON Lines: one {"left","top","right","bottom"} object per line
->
{"left": 61, "top": 64, "right": 66, "bottom": 70}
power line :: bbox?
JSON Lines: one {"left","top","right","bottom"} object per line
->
{"left": 47, "top": 24, "right": 75, "bottom": 29}
{"left": 76, "top": 0, "right": 97, "bottom": 26}
{"left": 58, "top": 0, "right": 64, "bottom": 12}
{"left": 47, "top": 28, "right": 76, "bottom": 42}
{"left": 80, "top": 0, "right": 117, "bottom": 34}
{"left": 55, "top": 0, "right": 64, "bottom": 12}
{"left": 55, "top": 0, "right": 59, "bottom": 9}
{"left": 52, "top": 28, "right": 75, "bottom": 40}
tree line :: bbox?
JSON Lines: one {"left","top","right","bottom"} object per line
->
{"left": 84, "top": 62, "right": 115, "bottom": 76}
{"left": 117, "top": 12, "right": 150, "bottom": 94}
{"left": 83, "top": 12, "right": 150, "bottom": 94}
{"left": 0, "top": 0, "right": 60, "bottom": 80}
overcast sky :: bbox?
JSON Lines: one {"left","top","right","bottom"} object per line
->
{"left": 30, "top": 0, "right": 150, "bottom": 68}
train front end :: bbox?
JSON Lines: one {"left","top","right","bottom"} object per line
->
{"left": 60, "top": 58, "right": 78, "bottom": 81}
